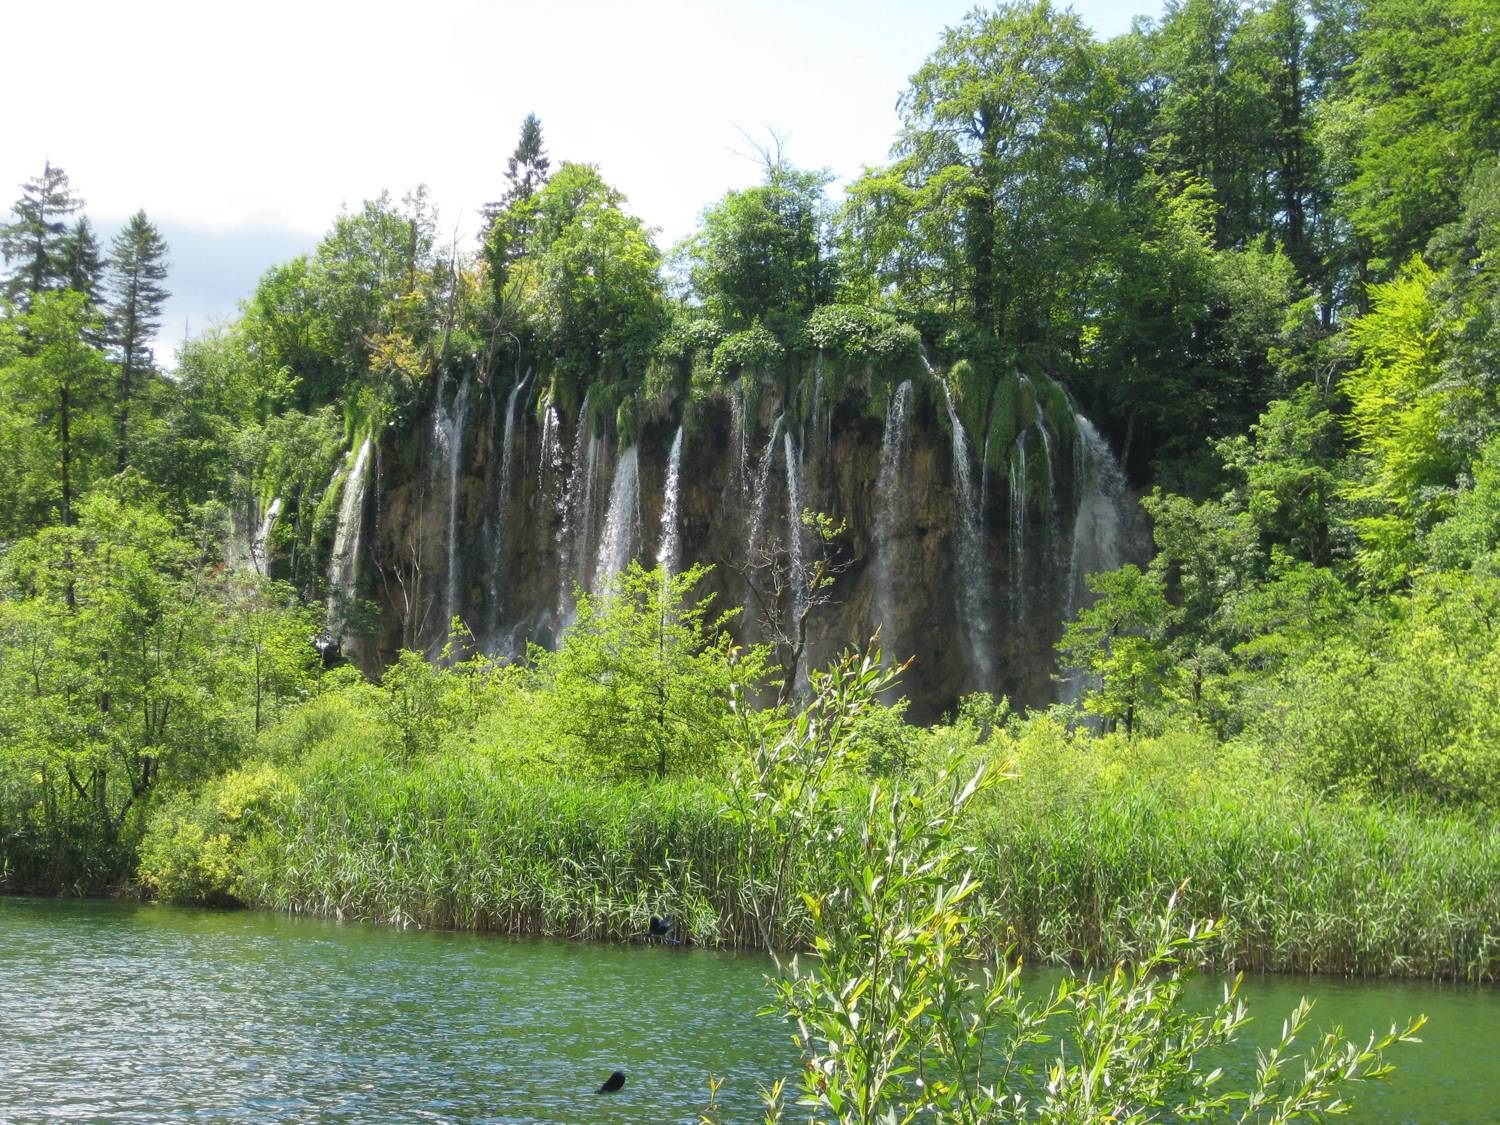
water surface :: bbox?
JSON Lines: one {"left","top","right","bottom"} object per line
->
{"left": 1, "top": 898, "right": 1494, "bottom": 1122}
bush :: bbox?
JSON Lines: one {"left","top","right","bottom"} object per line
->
{"left": 138, "top": 763, "right": 293, "bottom": 905}
{"left": 709, "top": 322, "right": 784, "bottom": 379}
{"left": 806, "top": 303, "right": 921, "bottom": 363}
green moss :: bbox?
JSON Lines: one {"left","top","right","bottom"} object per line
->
{"left": 947, "top": 358, "right": 992, "bottom": 441}
{"left": 986, "top": 375, "right": 1021, "bottom": 478}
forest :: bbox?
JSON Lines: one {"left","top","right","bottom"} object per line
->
{"left": 2, "top": 0, "right": 1498, "bottom": 1118}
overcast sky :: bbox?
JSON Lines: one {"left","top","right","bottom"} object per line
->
{"left": 3, "top": 0, "right": 1150, "bottom": 359}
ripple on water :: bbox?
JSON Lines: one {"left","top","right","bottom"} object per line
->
{"left": 0, "top": 898, "right": 1494, "bottom": 1123}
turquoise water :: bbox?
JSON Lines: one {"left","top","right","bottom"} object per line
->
{"left": 0, "top": 897, "right": 1494, "bottom": 1122}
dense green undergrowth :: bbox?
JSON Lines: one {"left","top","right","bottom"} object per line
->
{"left": 132, "top": 654, "right": 1500, "bottom": 981}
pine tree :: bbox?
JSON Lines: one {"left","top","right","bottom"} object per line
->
{"left": 0, "top": 162, "right": 83, "bottom": 309}
{"left": 60, "top": 217, "right": 106, "bottom": 312}
{"left": 105, "top": 210, "right": 169, "bottom": 471}
{"left": 480, "top": 114, "right": 552, "bottom": 289}
{"left": 504, "top": 113, "right": 551, "bottom": 205}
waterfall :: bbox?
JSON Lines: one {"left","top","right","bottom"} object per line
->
{"left": 1062, "top": 413, "right": 1130, "bottom": 704}
{"left": 439, "top": 376, "right": 472, "bottom": 640}
{"left": 656, "top": 426, "right": 685, "bottom": 578}
{"left": 557, "top": 392, "right": 596, "bottom": 619}
{"left": 1066, "top": 414, "right": 1128, "bottom": 618}
{"left": 941, "top": 382, "right": 994, "bottom": 687}
{"left": 747, "top": 414, "right": 783, "bottom": 561}
{"left": 733, "top": 385, "right": 750, "bottom": 512}
{"left": 872, "top": 380, "right": 914, "bottom": 657}
{"left": 1035, "top": 419, "right": 1055, "bottom": 515}
{"left": 324, "top": 439, "right": 372, "bottom": 646}
{"left": 784, "top": 430, "right": 806, "bottom": 622}
{"left": 251, "top": 497, "right": 281, "bottom": 576}
{"left": 594, "top": 444, "right": 641, "bottom": 593}
{"left": 784, "top": 430, "right": 809, "bottom": 694}
{"left": 489, "top": 373, "right": 527, "bottom": 651}
{"left": 811, "top": 352, "right": 827, "bottom": 456}
{"left": 539, "top": 402, "right": 562, "bottom": 494}
{"left": 1010, "top": 430, "right": 1028, "bottom": 629}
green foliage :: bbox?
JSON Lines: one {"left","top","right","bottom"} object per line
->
{"left": 0, "top": 162, "right": 83, "bottom": 309}
{"left": 520, "top": 163, "right": 667, "bottom": 378}
{"left": 1333, "top": 0, "right": 1500, "bottom": 267}
{"left": 138, "top": 762, "right": 292, "bottom": 904}
{"left": 708, "top": 322, "right": 783, "bottom": 380}
{"left": 535, "top": 564, "right": 766, "bottom": 780}
{"left": 0, "top": 289, "right": 113, "bottom": 531}
{"left": 1341, "top": 258, "right": 1460, "bottom": 586}
{"left": 0, "top": 495, "right": 320, "bottom": 891}
{"left": 804, "top": 303, "right": 920, "bottom": 364}
{"left": 1057, "top": 564, "right": 1173, "bottom": 736}
{"left": 683, "top": 161, "right": 833, "bottom": 333}
{"left": 746, "top": 658, "right": 1422, "bottom": 1123}
{"left": 105, "top": 209, "right": 169, "bottom": 472}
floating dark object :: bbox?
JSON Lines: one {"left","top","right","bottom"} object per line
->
{"left": 597, "top": 1070, "right": 626, "bottom": 1094}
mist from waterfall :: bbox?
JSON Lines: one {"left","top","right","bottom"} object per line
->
{"left": 873, "top": 380, "right": 914, "bottom": 657}
{"left": 656, "top": 426, "right": 685, "bottom": 578}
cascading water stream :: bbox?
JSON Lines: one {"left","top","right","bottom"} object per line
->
{"left": 488, "top": 371, "right": 528, "bottom": 652}
{"left": 747, "top": 415, "right": 783, "bottom": 561}
{"left": 784, "top": 430, "right": 809, "bottom": 694}
{"left": 941, "top": 382, "right": 994, "bottom": 687}
{"left": 441, "top": 376, "right": 472, "bottom": 639}
{"left": 1010, "top": 431, "right": 1029, "bottom": 629}
{"left": 872, "top": 380, "right": 914, "bottom": 658}
{"left": 1062, "top": 413, "right": 1130, "bottom": 704}
{"left": 656, "top": 426, "right": 685, "bottom": 578}
{"left": 252, "top": 497, "right": 281, "bottom": 576}
{"left": 784, "top": 431, "right": 806, "bottom": 624}
{"left": 324, "top": 438, "right": 372, "bottom": 647}
{"left": 557, "top": 391, "right": 596, "bottom": 621}
{"left": 594, "top": 444, "right": 640, "bottom": 593}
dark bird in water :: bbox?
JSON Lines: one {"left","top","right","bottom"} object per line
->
{"left": 648, "top": 914, "right": 673, "bottom": 938}
{"left": 597, "top": 1070, "right": 627, "bottom": 1094}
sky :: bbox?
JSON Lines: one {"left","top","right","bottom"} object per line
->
{"left": 2, "top": 0, "right": 1152, "bottom": 359}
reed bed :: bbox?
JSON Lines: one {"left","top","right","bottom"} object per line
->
{"left": 246, "top": 748, "right": 850, "bottom": 949}
{"left": 970, "top": 786, "right": 1500, "bottom": 981}
{"left": 245, "top": 747, "right": 1500, "bottom": 980}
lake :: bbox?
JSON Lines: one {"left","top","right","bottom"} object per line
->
{"left": 1, "top": 897, "right": 1494, "bottom": 1122}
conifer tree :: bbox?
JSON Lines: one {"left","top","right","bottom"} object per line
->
{"left": 105, "top": 210, "right": 170, "bottom": 471}
{"left": 481, "top": 115, "right": 552, "bottom": 298}
{"left": 0, "top": 162, "right": 83, "bottom": 309}
{"left": 60, "top": 217, "right": 106, "bottom": 319}
{"left": 504, "top": 113, "right": 551, "bottom": 206}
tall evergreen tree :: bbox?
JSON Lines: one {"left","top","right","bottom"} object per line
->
{"left": 481, "top": 115, "right": 552, "bottom": 300}
{"left": 105, "top": 211, "right": 169, "bottom": 471}
{"left": 0, "top": 162, "right": 83, "bottom": 309}
{"left": 505, "top": 113, "right": 551, "bottom": 205}
{"left": 60, "top": 217, "right": 106, "bottom": 313}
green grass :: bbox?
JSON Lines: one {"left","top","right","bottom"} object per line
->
{"left": 238, "top": 740, "right": 1500, "bottom": 981}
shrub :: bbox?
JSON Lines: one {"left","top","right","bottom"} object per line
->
{"left": 709, "top": 322, "right": 784, "bottom": 379}
{"left": 138, "top": 763, "right": 293, "bottom": 905}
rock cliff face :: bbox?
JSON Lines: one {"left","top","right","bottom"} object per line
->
{"left": 333, "top": 355, "right": 1144, "bottom": 721}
